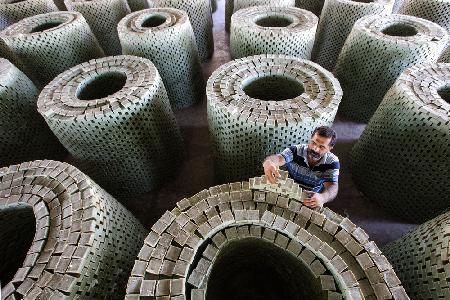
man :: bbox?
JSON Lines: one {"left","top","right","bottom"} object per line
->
{"left": 262, "top": 126, "right": 339, "bottom": 209}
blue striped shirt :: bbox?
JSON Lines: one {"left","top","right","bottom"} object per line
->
{"left": 281, "top": 144, "right": 340, "bottom": 193}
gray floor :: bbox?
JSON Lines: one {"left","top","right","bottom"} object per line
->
{"left": 125, "top": 0, "right": 417, "bottom": 247}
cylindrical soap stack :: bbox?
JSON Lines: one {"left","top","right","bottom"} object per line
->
{"left": 37, "top": 55, "right": 184, "bottom": 198}
{"left": 295, "top": 0, "right": 325, "bottom": 16}
{"left": 230, "top": 6, "right": 318, "bottom": 59}
{"left": 311, "top": 0, "right": 394, "bottom": 71}
{"left": 225, "top": 0, "right": 295, "bottom": 32}
{"left": 335, "top": 14, "right": 448, "bottom": 123}
{"left": 350, "top": 63, "right": 450, "bottom": 223}
{"left": 118, "top": 7, "right": 204, "bottom": 110}
{"left": 154, "top": 0, "right": 214, "bottom": 61}
{"left": 398, "top": 0, "right": 450, "bottom": 31}
{"left": 207, "top": 54, "right": 342, "bottom": 183}
{"left": 125, "top": 172, "right": 408, "bottom": 299}
{"left": 0, "top": 0, "right": 58, "bottom": 30}
{"left": 0, "top": 11, "right": 104, "bottom": 88}
{"left": 383, "top": 211, "right": 450, "bottom": 299}
{"left": 0, "top": 160, "right": 147, "bottom": 299}
{"left": 65, "top": 0, "right": 131, "bottom": 55}
{"left": 0, "top": 58, "right": 65, "bottom": 166}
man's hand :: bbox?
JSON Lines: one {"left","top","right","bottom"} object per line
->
{"left": 303, "top": 191, "right": 325, "bottom": 209}
{"left": 304, "top": 182, "right": 339, "bottom": 208}
{"left": 263, "top": 160, "right": 280, "bottom": 184}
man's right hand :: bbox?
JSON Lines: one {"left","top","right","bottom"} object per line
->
{"left": 263, "top": 160, "right": 280, "bottom": 184}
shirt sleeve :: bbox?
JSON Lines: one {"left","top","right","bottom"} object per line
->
{"left": 321, "top": 161, "right": 340, "bottom": 182}
{"left": 280, "top": 146, "right": 298, "bottom": 164}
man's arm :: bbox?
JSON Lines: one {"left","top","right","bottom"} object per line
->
{"left": 303, "top": 182, "right": 339, "bottom": 209}
{"left": 262, "top": 154, "right": 286, "bottom": 184}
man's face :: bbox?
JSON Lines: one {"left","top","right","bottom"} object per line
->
{"left": 307, "top": 133, "right": 333, "bottom": 162}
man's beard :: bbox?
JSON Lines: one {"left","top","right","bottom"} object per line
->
{"left": 307, "top": 148, "right": 322, "bottom": 161}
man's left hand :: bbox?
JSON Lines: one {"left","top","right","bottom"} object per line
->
{"left": 303, "top": 191, "right": 325, "bottom": 209}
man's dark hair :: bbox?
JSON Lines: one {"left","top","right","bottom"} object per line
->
{"left": 312, "top": 126, "right": 337, "bottom": 147}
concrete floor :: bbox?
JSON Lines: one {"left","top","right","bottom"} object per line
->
{"left": 125, "top": 0, "right": 417, "bottom": 247}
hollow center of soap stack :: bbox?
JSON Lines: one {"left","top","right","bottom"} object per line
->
{"left": 141, "top": 14, "right": 167, "bottom": 28}
{"left": 438, "top": 85, "right": 450, "bottom": 104}
{"left": 77, "top": 71, "right": 127, "bottom": 100}
{"left": 255, "top": 15, "right": 293, "bottom": 28}
{"left": 8, "top": 0, "right": 27, "bottom": 4}
{"left": 206, "top": 238, "right": 323, "bottom": 300}
{"left": 0, "top": 204, "right": 36, "bottom": 285}
{"left": 30, "top": 21, "right": 63, "bottom": 33}
{"left": 243, "top": 75, "right": 304, "bottom": 101}
{"left": 351, "top": 0, "right": 374, "bottom": 3}
{"left": 382, "top": 23, "right": 418, "bottom": 37}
